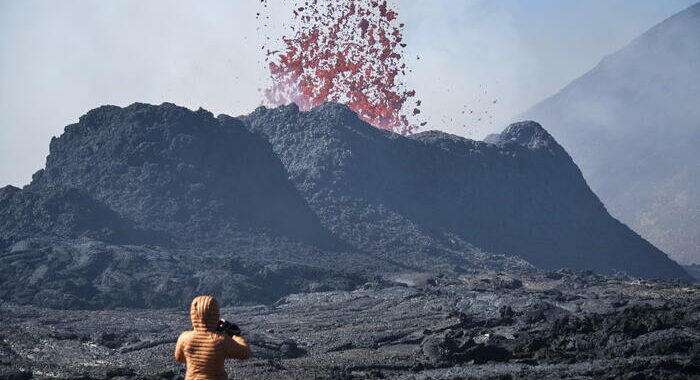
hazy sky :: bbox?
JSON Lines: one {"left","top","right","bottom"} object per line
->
{"left": 1, "top": 0, "right": 697, "bottom": 187}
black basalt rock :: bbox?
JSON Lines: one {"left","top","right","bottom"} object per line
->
{"left": 0, "top": 101, "right": 692, "bottom": 309}
{"left": 26, "top": 102, "right": 334, "bottom": 247}
{"left": 243, "top": 103, "right": 690, "bottom": 280}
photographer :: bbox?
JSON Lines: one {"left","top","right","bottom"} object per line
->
{"left": 175, "top": 296, "right": 251, "bottom": 380}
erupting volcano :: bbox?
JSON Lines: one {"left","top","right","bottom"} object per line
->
{"left": 263, "top": 0, "right": 421, "bottom": 134}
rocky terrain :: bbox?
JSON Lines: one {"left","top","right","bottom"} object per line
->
{"left": 0, "top": 101, "right": 692, "bottom": 310}
{"left": 1, "top": 101, "right": 696, "bottom": 378}
{"left": 1, "top": 270, "right": 697, "bottom": 379}
{"left": 243, "top": 102, "right": 688, "bottom": 279}
{"left": 524, "top": 2, "right": 700, "bottom": 266}
{"left": 2, "top": 2, "right": 699, "bottom": 378}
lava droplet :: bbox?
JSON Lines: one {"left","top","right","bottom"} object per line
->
{"left": 263, "top": 0, "right": 420, "bottom": 135}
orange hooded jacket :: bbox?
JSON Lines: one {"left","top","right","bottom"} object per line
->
{"left": 175, "top": 296, "right": 252, "bottom": 380}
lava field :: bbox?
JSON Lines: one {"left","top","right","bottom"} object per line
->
{"left": 1, "top": 270, "right": 697, "bottom": 379}
{"left": 1, "top": 102, "right": 697, "bottom": 379}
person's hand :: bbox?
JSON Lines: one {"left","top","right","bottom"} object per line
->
{"left": 217, "top": 319, "right": 242, "bottom": 336}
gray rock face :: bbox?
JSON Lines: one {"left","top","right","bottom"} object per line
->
{"left": 0, "top": 103, "right": 386, "bottom": 308}
{"left": 524, "top": 3, "right": 700, "bottom": 265}
{"left": 0, "top": 100, "right": 692, "bottom": 309}
{"left": 0, "top": 186, "right": 155, "bottom": 247}
{"left": 0, "top": 237, "right": 363, "bottom": 309}
{"left": 242, "top": 104, "right": 690, "bottom": 280}
{"left": 26, "top": 103, "right": 333, "bottom": 247}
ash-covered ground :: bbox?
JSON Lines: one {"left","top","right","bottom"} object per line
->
{"left": 1, "top": 270, "right": 697, "bottom": 380}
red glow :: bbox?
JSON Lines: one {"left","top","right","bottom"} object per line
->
{"left": 263, "top": 0, "right": 421, "bottom": 134}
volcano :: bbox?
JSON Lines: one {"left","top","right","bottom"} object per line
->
{"left": 242, "top": 103, "right": 689, "bottom": 280}
{"left": 0, "top": 101, "right": 690, "bottom": 309}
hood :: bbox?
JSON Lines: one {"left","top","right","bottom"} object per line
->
{"left": 190, "top": 295, "right": 220, "bottom": 332}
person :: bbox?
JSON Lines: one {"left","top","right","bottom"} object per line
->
{"left": 175, "top": 295, "right": 252, "bottom": 380}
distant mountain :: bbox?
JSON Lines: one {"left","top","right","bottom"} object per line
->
{"left": 0, "top": 102, "right": 691, "bottom": 308}
{"left": 524, "top": 2, "right": 700, "bottom": 265}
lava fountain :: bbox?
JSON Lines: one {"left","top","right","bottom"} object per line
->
{"left": 263, "top": 0, "right": 422, "bottom": 134}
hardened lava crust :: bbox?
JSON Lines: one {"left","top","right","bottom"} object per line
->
{"left": 1, "top": 270, "right": 697, "bottom": 379}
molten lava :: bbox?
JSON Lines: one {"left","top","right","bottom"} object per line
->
{"left": 263, "top": 0, "right": 421, "bottom": 134}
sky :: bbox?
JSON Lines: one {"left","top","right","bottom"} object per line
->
{"left": 1, "top": 0, "right": 697, "bottom": 187}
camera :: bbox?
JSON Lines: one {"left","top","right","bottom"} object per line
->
{"left": 216, "top": 319, "right": 241, "bottom": 336}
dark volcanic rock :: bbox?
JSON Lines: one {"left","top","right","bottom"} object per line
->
{"left": 0, "top": 103, "right": 392, "bottom": 308}
{"left": 26, "top": 102, "right": 333, "bottom": 247}
{"left": 242, "top": 103, "right": 690, "bottom": 280}
{"left": 0, "top": 368, "right": 32, "bottom": 380}
{"left": 239, "top": 103, "right": 529, "bottom": 273}
{"left": 0, "top": 186, "right": 157, "bottom": 248}
{"left": 432, "top": 121, "right": 689, "bottom": 280}
{"left": 0, "top": 101, "right": 691, "bottom": 309}
{"left": 0, "top": 271, "right": 696, "bottom": 379}
{"left": 0, "top": 237, "right": 364, "bottom": 309}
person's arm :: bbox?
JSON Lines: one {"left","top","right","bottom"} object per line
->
{"left": 224, "top": 335, "right": 252, "bottom": 359}
{"left": 174, "top": 332, "right": 187, "bottom": 363}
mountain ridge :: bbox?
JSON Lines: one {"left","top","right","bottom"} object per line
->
{"left": 0, "top": 101, "right": 692, "bottom": 309}
{"left": 243, "top": 102, "right": 689, "bottom": 280}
